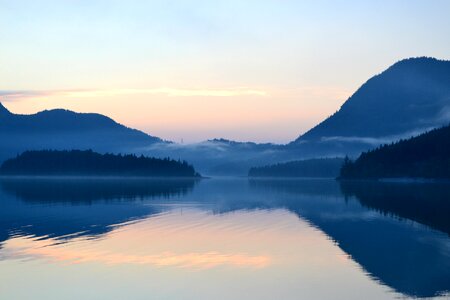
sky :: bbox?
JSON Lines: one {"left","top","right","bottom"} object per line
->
{"left": 1, "top": 0, "right": 449, "bottom": 143}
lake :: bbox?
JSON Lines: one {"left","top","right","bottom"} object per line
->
{"left": 0, "top": 177, "right": 449, "bottom": 299}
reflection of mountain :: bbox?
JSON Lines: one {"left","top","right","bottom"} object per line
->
{"left": 340, "top": 181, "right": 450, "bottom": 235}
{"left": 0, "top": 178, "right": 197, "bottom": 244}
{"left": 0, "top": 178, "right": 448, "bottom": 298}
{"left": 249, "top": 179, "right": 450, "bottom": 298}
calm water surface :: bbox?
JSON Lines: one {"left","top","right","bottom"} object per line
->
{"left": 0, "top": 177, "right": 449, "bottom": 300}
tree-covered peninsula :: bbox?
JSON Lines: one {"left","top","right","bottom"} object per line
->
{"left": 0, "top": 150, "right": 201, "bottom": 177}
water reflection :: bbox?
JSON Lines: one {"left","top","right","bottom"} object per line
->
{"left": 249, "top": 179, "right": 450, "bottom": 298}
{"left": 340, "top": 180, "right": 450, "bottom": 235}
{"left": 0, "top": 177, "right": 196, "bottom": 203}
{"left": 0, "top": 177, "right": 448, "bottom": 299}
{"left": 0, "top": 177, "right": 197, "bottom": 244}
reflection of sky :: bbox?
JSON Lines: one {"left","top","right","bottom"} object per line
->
{"left": 1, "top": 0, "right": 449, "bottom": 142}
{"left": 0, "top": 207, "right": 403, "bottom": 300}
{"left": 1, "top": 177, "right": 449, "bottom": 299}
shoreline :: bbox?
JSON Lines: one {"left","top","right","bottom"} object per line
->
{"left": 0, "top": 175, "right": 206, "bottom": 180}
{"left": 337, "top": 177, "right": 450, "bottom": 184}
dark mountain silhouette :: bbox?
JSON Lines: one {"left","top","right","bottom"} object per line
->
{"left": 0, "top": 150, "right": 200, "bottom": 177}
{"left": 0, "top": 102, "right": 11, "bottom": 116}
{"left": 339, "top": 124, "right": 450, "bottom": 179}
{"left": 289, "top": 57, "right": 450, "bottom": 157}
{"left": 0, "top": 103, "right": 163, "bottom": 162}
{"left": 248, "top": 158, "right": 344, "bottom": 178}
{"left": 2, "top": 57, "right": 449, "bottom": 176}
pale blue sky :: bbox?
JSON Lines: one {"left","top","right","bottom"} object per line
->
{"left": 1, "top": 0, "right": 449, "bottom": 142}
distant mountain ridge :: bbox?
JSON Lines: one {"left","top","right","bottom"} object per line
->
{"left": 293, "top": 57, "right": 450, "bottom": 149}
{"left": 1, "top": 57, "right": 449, "bottom": 175}
{"left": 0, "top": 103, "right": 164, "bottom": 162}
{"left": 142, "top": 57, "right": 450, "bottom": 174}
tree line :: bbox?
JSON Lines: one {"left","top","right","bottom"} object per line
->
{"left": 0, "top": 150, "right": 200, "bottom": 177}
{"left": 249, "top": 158, "right": 344, "bottom": 178}
{"left": 339, "top": 124, "right": 450, "bottom": 179}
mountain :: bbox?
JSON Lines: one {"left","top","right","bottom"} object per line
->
{"left": 185, "top": 57, "right": 450, "bottom": 175}
{"left": 0, "top": 103, "right": 163, "bottom": 162}
{"left": 2, "top": 57, "right": 449, "bottom": 175}
{"left": 0, "top": 102, "right": 11, "bottom": 117}
{"left": 290, "top": 57, "right": 450, "bottom": 156}
{"left": 248, "top": 158, "right": 344, "bottom": 178}
{"left": 143, "top": 58, "right": 450, "bottom": 175}
{"left": 339, "top": 124, "right": 450, "bottom": 179}
{"left": 174, "top": 58, "right": 450, "bottom": 175}
{"left": 0, "top": 150, "right": 200, "bottom": 177}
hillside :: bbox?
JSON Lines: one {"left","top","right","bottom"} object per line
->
{"left": 290, "top": 57, "right": 450, "bottom": 156}
{"left": 248, "top": 158, "right": 344, "bottom": 178}
{"left": 0, "top": 103, "right": 163, "bottom": 162}
{"left": 0, "top": 150, "right": 200, "bottom": 177}
{"left": 144, "top": 57, "right": 450, "bottom": 175}
{"left": 2, "top": 58, "right": 449, "bottom": 175}
{"left": 339, "top": 124, "right": 450, "bottom": 179}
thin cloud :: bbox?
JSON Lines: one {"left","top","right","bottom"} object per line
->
{"left": 0, "top": 90, "right": 52, "bottom": 100}
{"left": 0, "top": 87, "right": 268, "bottom": 101}
{"left": 320, "top": 127, "right": 438, "bottom": 146}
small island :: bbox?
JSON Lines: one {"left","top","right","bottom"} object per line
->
{"left": 0, "top": 150, "right": 201, "bottom": 177}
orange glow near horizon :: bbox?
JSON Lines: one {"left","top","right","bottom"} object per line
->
{"left": 1, "top": 86, "right": 350, "bottom": 143}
